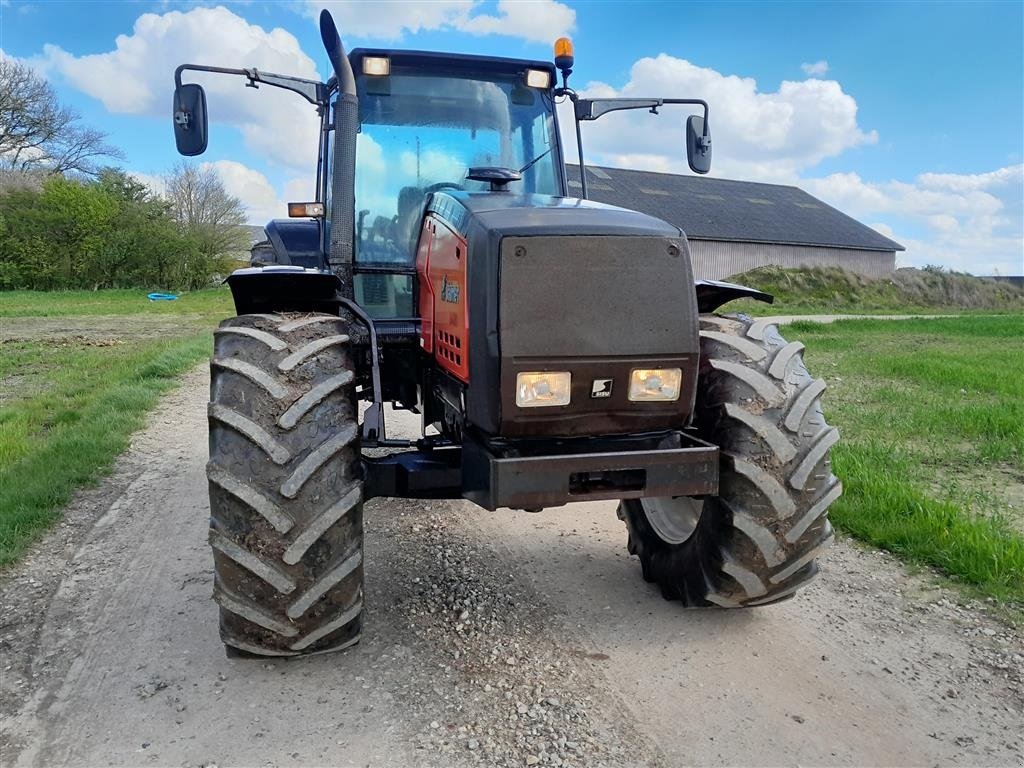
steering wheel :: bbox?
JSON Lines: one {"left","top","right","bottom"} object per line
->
{"left": 424, "top": 182, "right": 463, "bottom": 194}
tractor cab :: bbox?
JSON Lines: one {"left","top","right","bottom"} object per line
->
{"left": 346, "top": 50, "right": 564, "bottom": 318}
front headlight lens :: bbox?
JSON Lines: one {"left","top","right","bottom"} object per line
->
{"left": 516, "top": 371, "right": 571, "bottom": 407}
{"left": 628, "top": 368, "right": 682, "bottom": 402}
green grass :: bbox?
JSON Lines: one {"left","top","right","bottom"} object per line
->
{"left": 0, "top": 286, "right": 233, "bottom": 319}
{"left": 0, "top": 335, "right": 212, "bottom": 565}
{"left": 791, "top": 315, "right": 1024, "bottom": 605}
{"left": 0, "top": 288, "right": 230, "bottom": 566}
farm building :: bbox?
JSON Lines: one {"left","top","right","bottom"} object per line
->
{"left": 566, "top": 165, "right": 904, "bottom": 280}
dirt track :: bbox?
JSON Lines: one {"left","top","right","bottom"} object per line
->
{"left": 2, "top": 365, "right": 1022, "bottom": 767}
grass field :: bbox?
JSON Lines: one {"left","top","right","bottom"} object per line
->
{"left": 0, "top": 288, "right": 234, "bottom": 318}
{"left": 0, "top": 287, "right": 233, "bottom": 566}
{"left": 792, "top": 315, "right": 1024, "bottom": 607}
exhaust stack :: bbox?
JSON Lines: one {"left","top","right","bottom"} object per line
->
{"left": 319, "top": 10, "right": 358, "bottom": 296}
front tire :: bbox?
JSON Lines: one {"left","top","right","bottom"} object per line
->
{"left": 619, "top": 314, "right": 841, "bottom": 607}
{"left": 207, "top": 312, "right": 363, "bottom": 656}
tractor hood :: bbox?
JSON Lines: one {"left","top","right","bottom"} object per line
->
{"left": 425, "top": 191, "right": 700, "bottom": 438}
{"left": 438, "top": 191, "right": 682, "bottom": 239}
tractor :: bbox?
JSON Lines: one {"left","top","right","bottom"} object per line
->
{"left": 172, "top": 11, "right": 840, "bottom": 657}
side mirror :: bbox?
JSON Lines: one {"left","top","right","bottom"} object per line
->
{"left": 173, "top": 83, "right": 208, "bottom": 156}
{"left": 686, "top": 115, "right": 712, "bottom": 175}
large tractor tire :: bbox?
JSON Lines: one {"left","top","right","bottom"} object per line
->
{"left": 207, "top": 312, "right": 363, "bottom": 656}
{"left": 618, "top": 314, "right": 840, "bottom": 607}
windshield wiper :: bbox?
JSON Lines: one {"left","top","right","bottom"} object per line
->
{"left": 518, "top": 148, "right": 552, "bottom": 174}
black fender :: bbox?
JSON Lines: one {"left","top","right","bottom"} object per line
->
{"left": 251, "top": 219, "right": 325, "bottom": 269}
{"left": 694, "top": 279, "right": 773, "bottom": 313}
{"left": 226, "top": 266, "right": 341, "bottom": 316}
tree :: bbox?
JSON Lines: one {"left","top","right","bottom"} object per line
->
{"left": 97, "top": 167, "right": 155, "bottom": 205}
{"left": 0, "top": 172, "right": 223, "bottom": 291}
{"left": 163, "top": 162, "right": 249, "bottom": 259}
{"left": 0, "top": 57, "right": 122, "bottom": 177}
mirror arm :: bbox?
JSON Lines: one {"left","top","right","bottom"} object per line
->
{"left": 577, "top": 97, "right": 711, "bottom": 146}
{"left": 554, "top": 93, "right": 712, "bottom": 198}
{"left": 554, "top": 87, "right": 589, "bottom": 199}
{"left": 174, "top": 64, "right": 331, "bottom": 107}
{"left": 576, "top": 97, "right": 707, "bottom": 123}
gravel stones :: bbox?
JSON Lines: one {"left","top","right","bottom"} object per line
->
{"left": 374, "top": 499, "right": 661, "bottom": 767}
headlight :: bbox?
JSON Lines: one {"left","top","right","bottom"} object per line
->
{"left": 516, "top": 371, "right": 571, "bottom": 407}
{"left": 628, "top": 368, "right": 682, "bottom": 402}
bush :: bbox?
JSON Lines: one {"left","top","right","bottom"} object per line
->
{"left": 0, "top": 171, "right": 232, "bottom": 291}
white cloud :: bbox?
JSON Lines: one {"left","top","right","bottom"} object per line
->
{"left": 456, "top": 0, "right": 576, "bottom": 43}
{"left": 283, "top": 176, "right": 318, "bottom": 203}
{"left": 891, "top": 232, "right": 1023, "bottom": 276}
{"left": 800, "top": 60, "right": 829, "bottom": 77}
{"left": 802, "top": 165, "right": 1024, "bottom": 275}
{"left": 306, "top": 0, "right": 574, "bottom": 43}
{"left": 917, "top": 165, "right": 1023, "bottom": 192}
{"left": 128, "top": 171, "right": 167, "bottom": 197}
{"left": 201, "top": 160, "right": 286, "bottom": 224}
{"left": 37, "top": 6, "right": 322, "bottom": 170}
{"left": 869, "top": 222, "right": 895, "bottom": 239}
{"left": 802, "top": 170, "right": 1015, "bottom": 221}
{"left": 560, "top": 53, "right": 877, "bottom": 183}
{"left": 200, "top": 161, "right": 316, "bottom": 225}
{"left": 308, "top": 1, "right": 473, "bottom": 41}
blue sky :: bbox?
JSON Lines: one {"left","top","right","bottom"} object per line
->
{"left": 2, "top": 0, "right": 1022, "bottom": 274}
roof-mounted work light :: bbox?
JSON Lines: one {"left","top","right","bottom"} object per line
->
{"left": 525, "top": 69, "right": 551, "bottom": 89}
{"left": 362, "top": 56, "right": 390, "bottom": 76}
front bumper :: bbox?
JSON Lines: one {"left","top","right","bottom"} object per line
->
{"left": 461, "top": 430, "right": 718, "bottom": 511}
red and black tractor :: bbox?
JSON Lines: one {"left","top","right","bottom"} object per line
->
{"left": 172, "top": 11, "right": 840, "bottom": 657}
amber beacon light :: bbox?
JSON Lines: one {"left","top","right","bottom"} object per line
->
{"left": 554, "top": 37, "right": 574, "bottom": 74}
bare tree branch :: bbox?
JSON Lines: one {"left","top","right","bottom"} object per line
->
{"left": 0, "top": 57, "right": 123, "bottom": 177}
{"left": 164, "top": 162, "right": 249, "bottom": 258}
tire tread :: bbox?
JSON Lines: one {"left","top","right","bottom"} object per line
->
{"left": 207, "top": 312, "right": 363, "bottom": 656}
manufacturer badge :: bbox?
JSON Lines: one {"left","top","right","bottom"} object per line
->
{"left": 440, "top": 275, "right": 460, "bottom": 304}
{"left": 591, "top": 378, "right": 613, "bottom": 398}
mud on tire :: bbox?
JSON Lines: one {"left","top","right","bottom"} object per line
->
{"left": 619, "top": 314, "right": 841, "bottom": 607}
{"left": 207, "top": 312, "right": 363, "bottom": 656}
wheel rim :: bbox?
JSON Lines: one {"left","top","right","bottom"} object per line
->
{"left": 640, "top": 497, "right": 704, "bottom": 545}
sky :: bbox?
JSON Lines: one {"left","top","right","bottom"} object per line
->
{"left": 2, "top": 0, "right": 1022, "bottom": 275}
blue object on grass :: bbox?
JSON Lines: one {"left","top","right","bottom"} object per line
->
{"left": 148, "top": 292, "right": 178, "bottom": 301}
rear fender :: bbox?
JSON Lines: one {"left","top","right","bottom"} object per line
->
{"left": 226, "top": 266, "right": 342, "bottom": 316}
{"left": 694, "top": 279, "right": 773, "bottom": 313}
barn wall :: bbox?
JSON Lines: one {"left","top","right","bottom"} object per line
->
{"left": 687, "top": 240, "right": 896, "bottom": 280}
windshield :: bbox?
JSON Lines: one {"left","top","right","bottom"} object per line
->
{"left": 354, "top": 64, "right": 561, "bottom": 266}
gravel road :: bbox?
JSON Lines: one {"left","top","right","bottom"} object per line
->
{"left": 2, "top": 365, "right": 1022, "bottom": 767}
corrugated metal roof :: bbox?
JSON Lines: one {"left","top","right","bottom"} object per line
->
{"left": 565, "top": 164, "right": 905, "bottom": 252}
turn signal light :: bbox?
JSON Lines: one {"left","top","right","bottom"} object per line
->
{"left": 288, "top": 202, "right": 325, "bottom": 218}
